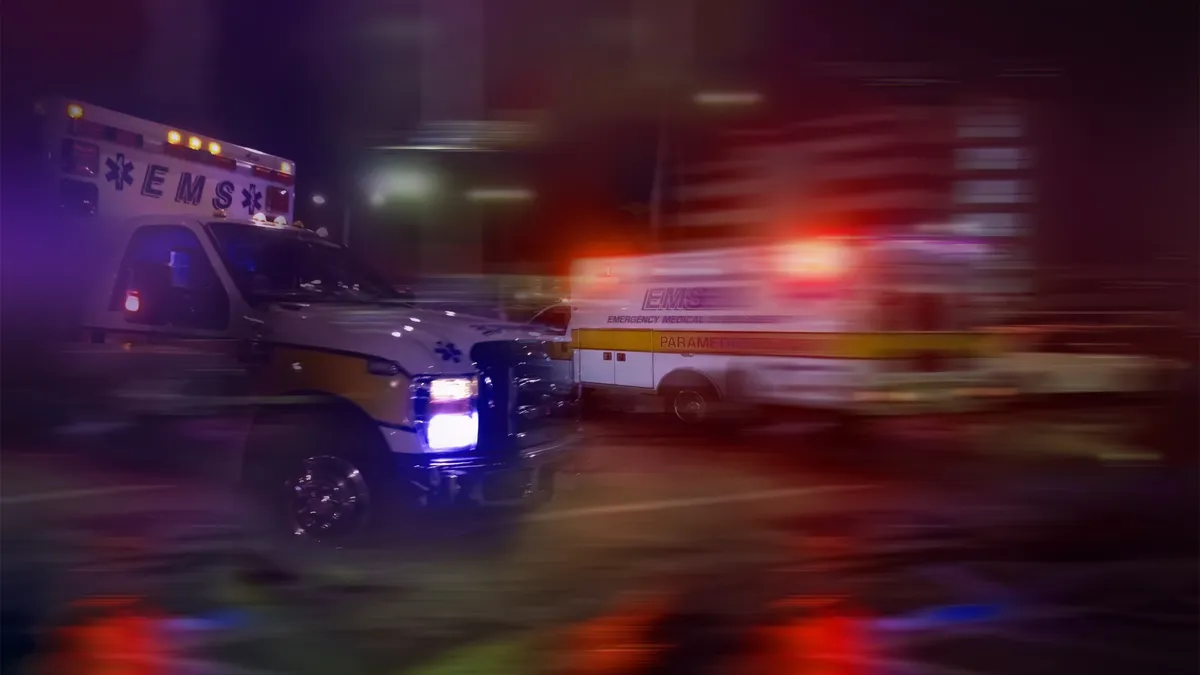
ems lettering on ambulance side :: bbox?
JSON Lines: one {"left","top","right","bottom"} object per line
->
{"left": 568, "top": 239, "right": 1010, "bottom": 420}
{"left": 44, "top": 99, "right": 579, "bottom": 542}
{"left": 44, "top": 98, "right": 296, "bottom": 224}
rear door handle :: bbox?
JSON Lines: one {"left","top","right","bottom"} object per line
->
{"left": 616, "top": 353, "right": 626, "bottom": 362}
{"left": 602, "top": 352, "right": 612, "bottom": 361}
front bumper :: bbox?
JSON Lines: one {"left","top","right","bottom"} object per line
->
{"left": 392, "top": 430, "right": 583, "bottom": 507}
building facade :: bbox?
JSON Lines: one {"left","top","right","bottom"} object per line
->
{"left": 666, "top": 94, "right": 1038, "bottom": 300}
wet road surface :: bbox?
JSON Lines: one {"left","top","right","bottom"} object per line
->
{"left": 2, "top": 409, "right": 1196, "bottom": 674}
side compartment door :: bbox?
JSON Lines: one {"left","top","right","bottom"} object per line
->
{"left": 575, "top": 329, "right": 616, "bottom": 385}
{"left": 611, "top": 331, "right": 655, "bottom": 389}
{"left": 613, "top": 350, "right": 654, "bottom": 388}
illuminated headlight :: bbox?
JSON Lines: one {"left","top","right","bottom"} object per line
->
{"left": 430, "top": 377, "right": 476, "bottom": 402}
{"left": 426, "top": 413, "right": 479, "bottom": 451}
{"left": 414, "top": 376, "right": 479, "bottom": 451}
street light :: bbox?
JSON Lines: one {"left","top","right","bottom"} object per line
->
{"left": 385, "top": 169, "right": 436, "bottom": 200}
{"left": 363, "top": 167, "right": 437, "bottom": 207}
{"left": 312, "top": 194, "right": 327, "bottom": 206}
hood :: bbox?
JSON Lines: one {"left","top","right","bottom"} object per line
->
{"left": 260, "top": 302, "right": 560, "bottom": 376}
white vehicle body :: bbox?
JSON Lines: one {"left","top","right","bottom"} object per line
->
{"left": 40, "top": 98, "right": 576, "bottom": 481}
{"left": 568, "top": 238, "right": 1011, "bottom": 417}
{"left": 992, "top": 322, "right": 1186, "bottom": 396}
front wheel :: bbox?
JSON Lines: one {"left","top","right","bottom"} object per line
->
{"left": 280, "top": 454, "right": 376, "bottom": 544}
{"left": 242, "top": 408, "right": 403, "bottom": 547}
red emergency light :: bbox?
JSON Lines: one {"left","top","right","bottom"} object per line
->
{"left": 777, "top": 240, "right": 848, "bottom": 279}
{"left": 68, "top": 118, "right": 143, "bottom": 150}
{"left": 123, "top": 291, "right": 141, "bottom": 313}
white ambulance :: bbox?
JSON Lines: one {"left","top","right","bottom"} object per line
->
{"left": 39, "top": 98, "right": 578, "bottom": 543}
{"left": 568, "top": 237, "right": 1013, "bottom": 425}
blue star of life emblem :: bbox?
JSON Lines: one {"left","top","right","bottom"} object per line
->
{"left": 104, "top": 154, "right": 134, "bottom": 191}
{"left": 434, "top": 341, "right": 463, "bottom": 363}
{"left": 241, "top": 184, "right": 262, "bottom": 214}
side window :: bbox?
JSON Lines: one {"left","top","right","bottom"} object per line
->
{"left": 59, "top": 179, "right": 98, "bottom": 216}
{"left": 108, "top": 225, "right": 230, "bottom": 331}
{"left": 533, "top": 306, "right": 571, "bottom": 332}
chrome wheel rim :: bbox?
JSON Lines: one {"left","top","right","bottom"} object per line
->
{"left": 285, "top": 455, "right": 370, "bottom": 543}
{"left": 673, "top": 390, "right": 707, "bottom": 423}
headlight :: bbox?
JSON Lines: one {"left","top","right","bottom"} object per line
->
{"left": 414, "top": 376, "right": 479, "bottom": 451}
{"left": 430, "top": 377, "right": 476, "bottom": 402}
{"left": 426, "top": 413, "right": 479, "bottom": 451}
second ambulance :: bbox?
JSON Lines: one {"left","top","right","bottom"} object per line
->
{"left": 569, "top": 238, "right": 1013, "bottom": 425}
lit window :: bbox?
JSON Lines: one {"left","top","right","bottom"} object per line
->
{"left": 954, "top": 180, "right": 1031, "bottom": 204}
{"left": 956, "top": 147, "right": 1029, "bottom": 171}
{"left": 958, "top": 213, "right": 1023, "bottom": 237}
{"left": 957, "top": 113, "right": 1023, "bottom": 139}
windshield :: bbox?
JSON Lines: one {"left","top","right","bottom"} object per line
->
{"left": 207, "top": 222, "right": 400, "bottom": 304}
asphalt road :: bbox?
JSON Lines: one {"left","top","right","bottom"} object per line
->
{"left": 2, "top": 409, "right": 1196, "bottom": 675}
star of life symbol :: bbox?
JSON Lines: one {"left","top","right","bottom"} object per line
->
{"left": 104, "top": 154, "right": 134, "bottom": 191}
{"left": 241, "top": 184, "right": 262, "bottom": 214}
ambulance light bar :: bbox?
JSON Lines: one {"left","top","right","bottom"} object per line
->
{"left": 65, "top": 103, "right": 143, "bottom": 149}
{"left": 59, "top": 101, "right": 293, "bottom": 184}
{"left": 777, "top": 239, "right": 847, "bottom": 278}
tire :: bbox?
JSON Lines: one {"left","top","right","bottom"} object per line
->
{"left": 662, "top": 385, "right": 719, "bottom": 426}
{"left": 240, "top": 405, "right": 407, "bottom": 548}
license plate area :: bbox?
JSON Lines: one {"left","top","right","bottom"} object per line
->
{"left": 481, "top": 468, "right": 533, "bottom": 502}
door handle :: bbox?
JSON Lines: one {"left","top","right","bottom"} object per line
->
{"left": 602, "top": 352, "right": 612, "bottom": 361}
{"left": 616, "top": 353, "right": 626, "bottom": 362}
{"left": 238, "top": 340, "right": 272, "bottom": 366}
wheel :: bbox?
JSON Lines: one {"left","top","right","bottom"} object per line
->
{"left": 241, "top": 406, "right": 404, "bottom": 547}
{"left": 664, "top": 386, "right": 717, "bottom": 425}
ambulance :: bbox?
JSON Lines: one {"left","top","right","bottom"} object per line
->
{"left": 568, "top": 237, "right": 1014, "bottom": 425}
{"left": 37, "top": 98, "right": 579, "bottom": 543}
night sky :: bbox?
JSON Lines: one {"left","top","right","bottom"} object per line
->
{"left": 2, "top": 0, "right": 1196, "bottom": 267}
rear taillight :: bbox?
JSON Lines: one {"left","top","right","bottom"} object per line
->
{"left": 60, "top": 138, "right": 99, "bottom": 177}
{"left": 265, "top": 185, "right": 290, "bottom": 214}
{"left": 68, "top": 118, "right": 142, "bottom": 149}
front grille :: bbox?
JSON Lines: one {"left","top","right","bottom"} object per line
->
{"left": 472, "top": 339, "right": 579, "bottom": 456}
